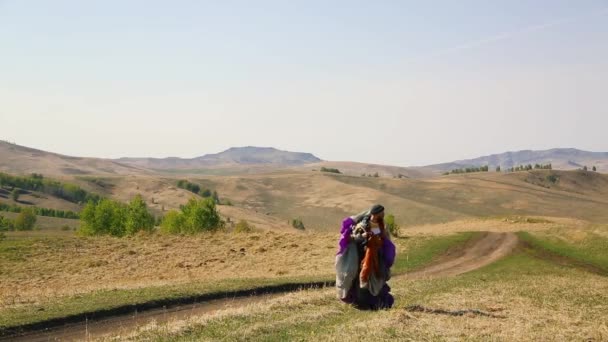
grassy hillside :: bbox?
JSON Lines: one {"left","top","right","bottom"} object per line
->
{"left": 161, "top": 169, "right": 608, "bottom": 231}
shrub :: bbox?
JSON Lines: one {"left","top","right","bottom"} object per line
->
{"left": 234, "top": 219, "right": 254, "bottom": 233}
{"left": 291, "top": 218, "right": 305, "bottom": 230}
{"left": 125, "top": 195, "right": 155, "bottom": 235}
{"left": 320, "top": 167, "right": 341, "bottom": 174}
{"left": 14, "top": 208, "right": 36, "bottom": 231}
{"left": 159, "top": 210, "right": 183, "bottom": 234}
{"left": 385, "top": 214, "right": 399, "bottom": 237}
{"left": 593, "top": 166, "right": 597, "bottom": 172}
{"left": 0, "top": 215, "right": 13, "bottom": 231}
{"left": 546, "top": 174, "right": 559, "bottom": 184}
{"left": 161, "top": 198, "right": 223, "bottom": 235}
{"left": 11, "top": 189, "right": 20, "bottom": 202}
{"left": 177, "top": 180, "right": 201, "bottom": 195}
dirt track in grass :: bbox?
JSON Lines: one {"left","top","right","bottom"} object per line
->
{"left": 2, "top": 232, "right": 518, "bottom": 342}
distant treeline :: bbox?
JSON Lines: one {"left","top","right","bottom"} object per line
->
{"left": 176, "top": 180, "right": 219, "bottom": 202}
{"left": 0, "top": 202, "right": 79, "bottom": 219}
{"left": 506, "top": 164, "right": 552, "bottom": 172}
{"left": 0, "top": 172, "right": 101, "bottom": 204}
{"left": 445, "top": 163, "right": 555, "bottom": 175}
{"left": 445, "top": 166, "right": 489, "bottom": 175}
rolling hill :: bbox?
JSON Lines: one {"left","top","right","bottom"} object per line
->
{"left": 0, "top": 141, "right": 147, "bottom": 177}
{"left": 115, "top": 146, "right": 322, "bottom": 170}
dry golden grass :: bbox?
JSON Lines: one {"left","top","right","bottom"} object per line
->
{"left": 104, "top": 254, "right": 608, "bottom": 342}
{"left": 0, "top": 231, "right": 337, "bottom": 309}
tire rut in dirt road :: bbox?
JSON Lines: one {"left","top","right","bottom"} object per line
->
{"left": 404, "top": 232, "right": 518, "bottom": 279}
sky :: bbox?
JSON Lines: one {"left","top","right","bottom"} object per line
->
{"left": 1, "top": 0, "right": 607, "bottom": 166}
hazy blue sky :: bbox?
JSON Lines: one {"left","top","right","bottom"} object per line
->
{"left": 1, "top": 1, "right": 607, "bottom": 166}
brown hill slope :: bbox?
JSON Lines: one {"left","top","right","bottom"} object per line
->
{"left": 0, "top": 141, "right": 146, "bottom": 177}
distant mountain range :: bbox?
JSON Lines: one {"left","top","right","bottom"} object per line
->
{"left": 425, "top": 148, "right": 608, "bottom": 173}
{"left": 0, "top": 140, "right": 606, "bottom": 177}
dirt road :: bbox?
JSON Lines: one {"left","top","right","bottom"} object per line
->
{"left": 3, "top": 232, "right": 518, "bottom": 342}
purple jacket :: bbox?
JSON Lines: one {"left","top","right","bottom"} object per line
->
{"left": 337, "top": 217, "right": 396, "bottom": 268}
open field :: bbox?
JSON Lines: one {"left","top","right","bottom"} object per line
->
{"left": 1, "top": 145, "right": 607, "bottom": 341}
{"left": 90, "top": 223, "right": 608, "bottom": 341}
{"left": 116, "top": 251, "right": 607, "bottom": 341}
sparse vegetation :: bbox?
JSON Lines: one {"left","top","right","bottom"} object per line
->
{"left": 0, "top": 215, "right": 13, "bottom": 231}
{"left": 507, "top": 163, "right": 552, "bottom": 172}
{"left": 176, "top": 179, "right": 201, "bottom": 195}
{"left": 320, "top": 167, "right": 341, "bottom": 174}
{"left": 546, "top": 174, "right": 559, "bottom": 184}
{"left": 176, "top": 180, "right": 220, "bottom": 203}
{"left": 291, "top": 218, "right": 305, "bottom": 230}
{"left": 13, "top": 208, "right": 37, "bottom": 231}
{"left": 0, "top": 202, "right": 79, "bottom": 219}
{"left": 160, "top": 197, "right": 223, "bottom": 234}
{"left": 10, "top": 189, "right": 19, "bottom": 202}
{"left": 447, "top": 165, "right": 489, "bottom": 174}
{"left": 495, "top": 165, "right": 501, "bottom": 172}
{"left": 0, "top": 172, "right": 101, "bottom": 204}
{"left": 385, "top": 214, "right": 399, "bottom": 237}
{"left": 234, "top": 219, "right": 254, "bottom": 233}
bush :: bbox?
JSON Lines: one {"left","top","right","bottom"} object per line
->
{"left": 291, "top": 218, "right": 305, "bottom": 230}
{"left": 80, "top": 196, "right": 154, "bottom": 237}
{"left": 14, "top": 208, "right": 36, "bottom": 231}
{"left": 160, "top": 210, "right": 184, "bottom": 234}
{"left": 385, "top": 214, "right": 399, "bottom": 237}
{"left": 0, "top": 215, "right": 14, "bottom": 231}
{"left": 320, "top": 167, "right": 341, "bottom": 174}
{"left": 177, "top": 180, "right": 201, "bottom": 195}
{"left": 160, "top": 198, "right": 223, "bottom": 235}
{"left": 125, "top": 195, "right": 155, "bottom": 235}
{"left": 593, "top": 166, "right": 597, "bottom": 172}
{"left": 234, "top": 219, "right": 254, "bottom": 233}
{"left": 11, "top": 189, "right": 20, "bottom": 202}
{"left": 546, "top": 174, "right": 559, "bottom": 184}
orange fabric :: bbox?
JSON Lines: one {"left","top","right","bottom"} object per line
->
{"left": 360, "top": 234, "right": 383, "bottom": 284}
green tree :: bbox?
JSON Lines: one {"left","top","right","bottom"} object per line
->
{"left": 385, "top": 214, "right": 399, "bottom": 237}
{"left": 0, "top": 215, "right": 14, "bottom": 231}
{"left": 160, "top": 210, "right": 184, "bottom": 234}
{"left": 125, "top": 195, "right": 155, "bottom": 235}
{"left": 11, "top": 189, "right": 20, "bottom": 202}
{"left": 583, "top": 166, "right": 588, "bottom": 171}
{"left": 162, "top": 198, "right": 223, "bottom": 234}
{"left": 592, "top": 166, "right": 597, "bottom": 172}
{"left": 14, "top": 208, "right": 36, "bottom": 231}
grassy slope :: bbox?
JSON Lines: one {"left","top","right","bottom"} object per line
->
{"left": 124, "top": 251, "right": 608, "bottom": 341}
{"left": 0, "top": 233, "right": 473, "bottom": 329}
{"left": 518, "top": 227, "right": 608, "bottom": 271}
{"left": 165, "top": 170, "right": 608, "bottom": 231}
